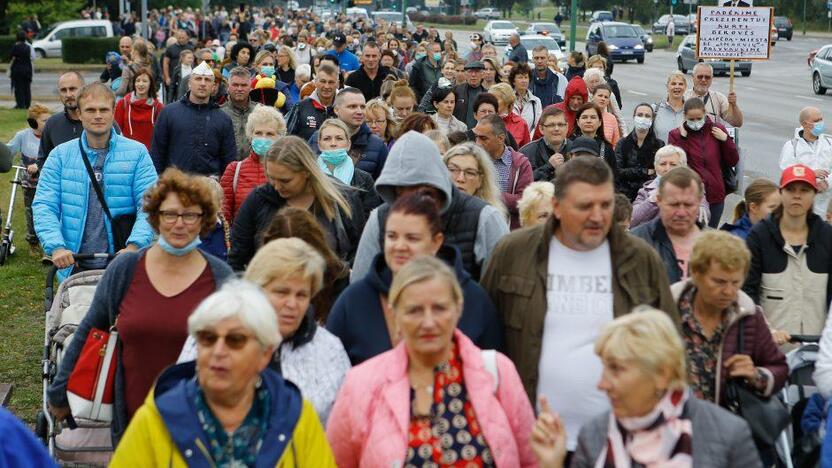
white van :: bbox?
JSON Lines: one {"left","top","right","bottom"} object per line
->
{"left": 32, "top": 20, "right": 114, "bottom": 58}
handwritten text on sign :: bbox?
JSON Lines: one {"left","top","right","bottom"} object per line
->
{"left": 696, "top": 6, "right": 772, "bottom": 60}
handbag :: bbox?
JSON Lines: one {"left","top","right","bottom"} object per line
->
{"left": 721, "top": 159, "right": 739, "bottom": 195}
{"left": 66, "top": 325, "right": 118, "bottom": 422}
{"left": 724, "top": 316, "right": 790, "bottom": 446}
{"left": 79, "top": 139, "right": 136, "bottom": 252}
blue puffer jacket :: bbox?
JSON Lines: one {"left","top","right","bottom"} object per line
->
{"left": 308, "top": 123, "right": 389, "bottom": 179}
{"left": 33, "top": 128, "right": 158, "bottom": 281}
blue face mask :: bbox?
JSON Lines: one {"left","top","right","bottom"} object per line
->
{"left": 415, "top": 52, "right": 427, "bottom": 60}
{"left": 320, "top": 148, "right": 349, "bottom": 166}
{"left": 432, "top": 52, "right": 442, "bottom": 62}
{"left": 157, "top": 234, "right": 202, "bottom": 256}
{"left": 251, "top": 137, "right": 274, "bottom": 157}
{"left": 812, "top": 120, "right": 826, "bottom": 137}
{"left": 260, "top": 65, "right": 275, "bottom": 76}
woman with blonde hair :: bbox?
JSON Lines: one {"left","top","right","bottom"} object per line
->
{"left": 276, "top": 45, "right": 297, "bottom": 85}
{"left": 220, "top": 105, "right": 286, "bottom": 222}
{"left": 180, "top": 238, "right": 351, "bottom": 424}
{"left": 489, "top": 82, "right": 531, "bottom": 148}
{"left": 654, "top": 70, "right": 688, "bottom": 142}
{"left": 229, "top": 135, "right": 360, "bottom": 270}
{"left": 586, "top": 54, "right": 622, "bottom": 108}
{"left": 518, "top": 181, "right": 555, "bottom": 227}
{"left": 386, "top": 80, "right": 417, "bottom": 122}
{"left": 443, "top": 142, "right": 508, "bottom": 219}
{"left": 531, "top": 307, "right": 763, "bottom": 468}
{"left": 365, "top": 98, "right": 398, "bottom": 148}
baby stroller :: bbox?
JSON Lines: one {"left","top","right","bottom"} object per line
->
{"left": 777, "top": 335, "right": 822, "bottom": 468}
{"left": 0, "top": 165, "right": 25, "bottom": 265}
{"left": 36, "top": 254, "right": 113, "bottom": 466}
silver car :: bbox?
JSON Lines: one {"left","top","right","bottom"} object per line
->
{"left": 811, "top": 44, "right": 832, "bottom": 95}
{"left": 484, "top": 20, "right": 518, "bottom": 45}
{"left": 676, "top": 34, "right": 752, "bottom": 77}
{"left": 525, "top": 22, "right": 566, "bottom": 48}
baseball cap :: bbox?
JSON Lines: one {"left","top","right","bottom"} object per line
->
{"left": 464, "top": 61, "right": 485, "bottom": 70}
{"left": 332, "top": 32, "right": 347, "bottom": 46}
{"left": 780, "top": 164, "right": 818, "bottom": 190}
{"left": 569, "top": 136, "right": 600, "bottom": 157}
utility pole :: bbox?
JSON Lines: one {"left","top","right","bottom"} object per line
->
{"left": 569, "top": 0, "right": 577, "bottom": 51}
{"left": 141, "top": 0, "right": 148, "bottom": 39}
{"left": 803, "top": 0, "right": 807, "bottom": 35}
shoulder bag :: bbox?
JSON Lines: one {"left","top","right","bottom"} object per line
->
{"left": 79, "top": 139, "right": 136, "bottom": 252}
{"left": 724, "top": 316, "right": 790, "bottom": 446}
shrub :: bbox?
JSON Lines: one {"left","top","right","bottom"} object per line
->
{"left": 61, "top": 37, "right": 121, "bottom": 64}
{"left": 0, "top": 36, "right": 16, "bottom": 62}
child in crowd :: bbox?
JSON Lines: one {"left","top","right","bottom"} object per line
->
{"left": 613, "top": 193, "right": 632, "bottom": 230}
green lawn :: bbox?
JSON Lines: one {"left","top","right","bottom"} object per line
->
{"left": 0, "top": 108, "right": 50, "bottom": 423}
{"left": 0, "top": 58, "right": 101, "bottom": 73}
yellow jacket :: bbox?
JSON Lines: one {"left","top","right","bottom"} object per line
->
{"left": 110, "top": 363, "right": 335, "bottom": 467}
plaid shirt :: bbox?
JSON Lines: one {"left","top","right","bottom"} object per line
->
{"left": 494, "top": 146, "right": 512, "bottom": 193}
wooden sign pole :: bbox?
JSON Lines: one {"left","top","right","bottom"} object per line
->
{"left": 729, "top": 59, "right": 735, "bottom": 93}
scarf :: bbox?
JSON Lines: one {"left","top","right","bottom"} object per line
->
{"left": 596, "top": 388, "right": 693, "bottom": 468}
{"left": 317, "top": 153, "right": 354, "bottom": 185}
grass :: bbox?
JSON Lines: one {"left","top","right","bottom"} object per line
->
{"left": 0, "top": 58, "right": 102, "bottom": 73}
{"left": 0, "top": 108, "right": 50, "bottom": 424}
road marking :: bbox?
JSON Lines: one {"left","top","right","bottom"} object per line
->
{"left": 628, "top": 90, "right": 648, "bottom": 96}
{"left": 744, "top": 86, "right": 758, "bottom": 91}
{"left": 794, "top": 95, "right": 825, "bottom": 102}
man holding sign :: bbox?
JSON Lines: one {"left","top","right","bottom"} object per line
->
{"left": 684, "top": 63, "right": 744, "bottom": 128}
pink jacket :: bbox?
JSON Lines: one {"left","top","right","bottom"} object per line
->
{"left": 327, "top": 330, "right": 537, "bottom": 468}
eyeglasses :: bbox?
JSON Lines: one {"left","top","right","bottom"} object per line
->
{"left": 158, "top": 210, "right": 204, "bottom": 225}
{"left": 541, "top": 122, "right": 568, "bottom": 129}
{"left": 694, "top": 75, "right": 712, "bottom": 80}
{"left": 448, "top": 165, "right": 481, "bottom": 179}
{"left": 195, "top": 330, "right": 253, "bottom": 350}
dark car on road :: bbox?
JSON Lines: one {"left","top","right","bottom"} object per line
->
{"left": 633, "top": 24, "right": 654, "bottom": 52}
{"left": 676, "top": 34, "right": 752, "bottom": 76}
{"left": 652, "top": 14, "right": 691, "bottom": 35}
{"left": 774, "top": 16, "right": 793, "bottom": 41}
{"left": 586, "top": 22, "right": 646, "bottom": 63}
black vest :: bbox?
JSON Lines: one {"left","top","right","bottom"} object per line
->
{"left": 376, "top": 186, "right": 487, "bottom": 279}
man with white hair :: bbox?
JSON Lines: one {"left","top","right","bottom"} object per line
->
{"left": 684, "top": 62, "right": 743, "bottom": 128}
{"left": 507, "top": 33, "right": 528, "bottom": 64}
{"left": 779, "top": 106, "right": 832, "bottom": 215}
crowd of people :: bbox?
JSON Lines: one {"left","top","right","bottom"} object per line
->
{"left": 3, "top": 3, "right": 832, "bottom": 467}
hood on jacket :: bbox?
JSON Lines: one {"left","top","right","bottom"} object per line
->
{"left": 152, "top": 362, "right": 303, "bottom": 465}
{"left": 366, "top": 244, "right": 472, "bottom": 296}
{"left": 374, "top": 130, "right": 453, "bottom": 212}
{"left": 563, "top": 76, "right": 588, "bottom": 104}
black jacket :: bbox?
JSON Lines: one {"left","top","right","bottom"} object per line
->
{"left": 520, "top": 138, "right": 571, "bottom": 182}
{"left": 228, "top": 183, "right": 361, "bottom": 271}
{"left": 408, "top": 56, "right": 441, "bottom": 101}
{"left": 614, "top": 131, "right": 665, "bottom": 201}
{"left": 630, "top": 217, "right": 686, "bottom": 283}
{"left": 150, "top": 93, "right": 237, "bottom": 176}
{"left": 344, "top": 65, "right": 392, "bottom": 101}
{"left": 569, "top": 134, "right": 618, "bottom": 185}
{"left": 285, "top": 94, "right": 336, "bottom": 142}
{"left": 453, "top": 83, "right": 486, "bottom": 129}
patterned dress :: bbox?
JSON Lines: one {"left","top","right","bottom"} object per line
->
{"left": 405, "top": 341, "right": 495, "bottom": 467}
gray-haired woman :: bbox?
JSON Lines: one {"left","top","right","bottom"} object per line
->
{"left": 111, "top": 280, "right": 336, "bottom": 466}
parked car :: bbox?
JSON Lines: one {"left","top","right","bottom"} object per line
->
{"left": 633, "top": 24, "right": 654, "bottom": 52}
{"left": 591, "top": 10, "right": 614, "bottom": 22}
{"left": 474, "top": 7, "right": 501, "bottom": 20}
{"left": 346, "top": 7, "right": 370, "bottom": 21}
{"left": 586, "top": 22, "right": 645, "bottom": 63}
{"left": 676, "top": 34, "right": 752, "bottom": 76}
{"left": 483, "top": 20, "right": 518, "bottom": 45}
{"left": 775, "top": 16, "right": 793, "bottom": 40}
{"left": 32, "top": 19, "right": 114, "bottom": 58}
{"left": 687, "top": 13, "right": 697, "bottom": 32}
{"left": 525, "top": 22, "right": 566, "bottom": 48}
{"left": 652, "top": 14, "right": 691, "bottom": 35}
{"left": 507, "top": 34, "right": 567, "bottom": 70}
{"left": 371, "top": 11, "right": 416, "bottom": 33}
{"left": 811, "top": 44, "right": 832, "bottom": 94}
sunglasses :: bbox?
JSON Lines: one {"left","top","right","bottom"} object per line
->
{"left": 195, "top": 330, "right": 253, "bottom": 350}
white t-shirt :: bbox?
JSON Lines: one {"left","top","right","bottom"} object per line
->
{"left": 537, "top": 235, "right": 614, "bottom": 450}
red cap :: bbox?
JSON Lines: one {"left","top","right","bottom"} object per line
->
{"left": 780, "top": 164, "right": 818, "bottom": 190}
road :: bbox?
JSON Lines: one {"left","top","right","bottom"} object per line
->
{"left": 447, "top": 29, "right": 831, "bottom": 186}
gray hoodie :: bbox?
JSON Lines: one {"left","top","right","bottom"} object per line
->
{"left": 350, "top": 131, "right": 509, "bottom": 282}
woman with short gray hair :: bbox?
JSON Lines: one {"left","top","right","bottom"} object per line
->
{"left": 112, "top": 280, "right": 337, "bottom": 465}
{"left": 630, "top": 144, "right": 710, "bottom": 228}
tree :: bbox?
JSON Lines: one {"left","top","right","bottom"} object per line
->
{"left": 5, "top": 0, "right": 86, "bottom": 34}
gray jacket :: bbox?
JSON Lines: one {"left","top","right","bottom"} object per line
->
{"left": 570, "top": 397, "right": 762, "bottom": 468}
{"left": 350, "top": 131, "right": 508, "bottom": 281}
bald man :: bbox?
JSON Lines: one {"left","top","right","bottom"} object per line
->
{"left": 779, "top": 106, "right": 832, "bottom": 215}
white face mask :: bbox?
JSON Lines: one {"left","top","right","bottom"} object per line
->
{"left": 686, "top": 118, "right": 705, "bottom": 131}
{"left": 633, "top": 116, "right": 652, "bottom": 131}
